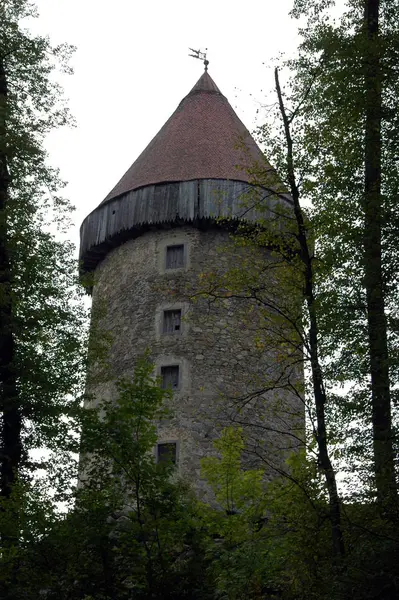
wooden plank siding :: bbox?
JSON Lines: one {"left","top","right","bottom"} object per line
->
{"left": 80, "top": 179, "right": 291, "bottom": 274}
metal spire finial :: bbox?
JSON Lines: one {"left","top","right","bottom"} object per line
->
{"left": 188, "top": 47, "right": 209, "bottom": 71}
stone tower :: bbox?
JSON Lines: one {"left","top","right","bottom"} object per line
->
{"left": 80, "top": 70, "right": 303, "bottom": 496}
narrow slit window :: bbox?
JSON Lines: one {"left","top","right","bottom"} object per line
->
{"left": 161, "top": 365, "right": 180, "bottom": 390}
{"left": 166, "top": 244, "right": 185, "bottom": 269}
{"left": 156, "top": 442, "right": 177, "bottom": 465}
{"left": 163, "top": 309, "right": 182, "bottom": 334}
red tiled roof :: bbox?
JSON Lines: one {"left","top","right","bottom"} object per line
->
{"left": 102, "top": 71, "right": 267, "bottom": 203}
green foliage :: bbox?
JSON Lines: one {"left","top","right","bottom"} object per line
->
{"left": 199, "top": 428, "right": 341, "bottom": 600}
{"left": 202, "top": 427, "right": 266, "bottom": 515}
{"left": 0, "top": 0, "right": 87, "bottom": 480}
{"left": 200, "top": 427, "right": 273, "bottom": 599}
{"left": 202, "top": 430, "right": 399, "bottom": 600}
{"left": 264, "top": 452, "right": 335, "bottom": 600}
{"left": 256, "top": 0, "right": 399, "bottom": 497}
{"left": 6, "top": 357, "right": 212, "bottom": 600}
{"left": 0, "top": 1, "right": 86, "bottom": 596}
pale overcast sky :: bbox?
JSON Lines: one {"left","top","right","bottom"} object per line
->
{"left": 32, "top": 0, "right": 301, "bottom": 246}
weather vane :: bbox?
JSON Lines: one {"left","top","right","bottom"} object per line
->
{"left": 188, "top": 47, "right": 209, "bottom": 71}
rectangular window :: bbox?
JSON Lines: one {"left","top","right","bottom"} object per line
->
{"left": 166, "top": 244, "right": 185, "bottom": 269}
{"left": 163, "top": 309, "right": 182, "bottom": 334}
{"left": 156, "top": 442, "right": 177, "bottom": 464}
{"left": 161, "top": 365, "right": 180, "bottom": 390}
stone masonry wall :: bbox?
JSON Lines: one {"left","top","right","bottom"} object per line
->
{"left": 88, "top": 225, "right": 304, "bottom": 499}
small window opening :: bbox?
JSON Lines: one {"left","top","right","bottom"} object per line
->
{"left": 166, "top": 244, "right": 185, "bottom": 269}
{"left": 161, "top": 365, "right": 180, "bottom": 390}
{"left": 157, "top": 442, "right": 177, "bottom": 464}
{"left": 163, "top": 309, "right": 182, "bottom": 334}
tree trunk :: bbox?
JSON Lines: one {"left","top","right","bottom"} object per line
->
{"left": 363, "top": 0, "right": 397, "bottom": 509}
{"left": 0, "top": 55, "right": 21, "bottom": 503}
{"left": 275, "top": 67, "right": 345, "bottom": 558}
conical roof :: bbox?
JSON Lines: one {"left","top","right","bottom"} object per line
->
{"left": 102, "top": 71, "right": 266, "bottom": 204}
